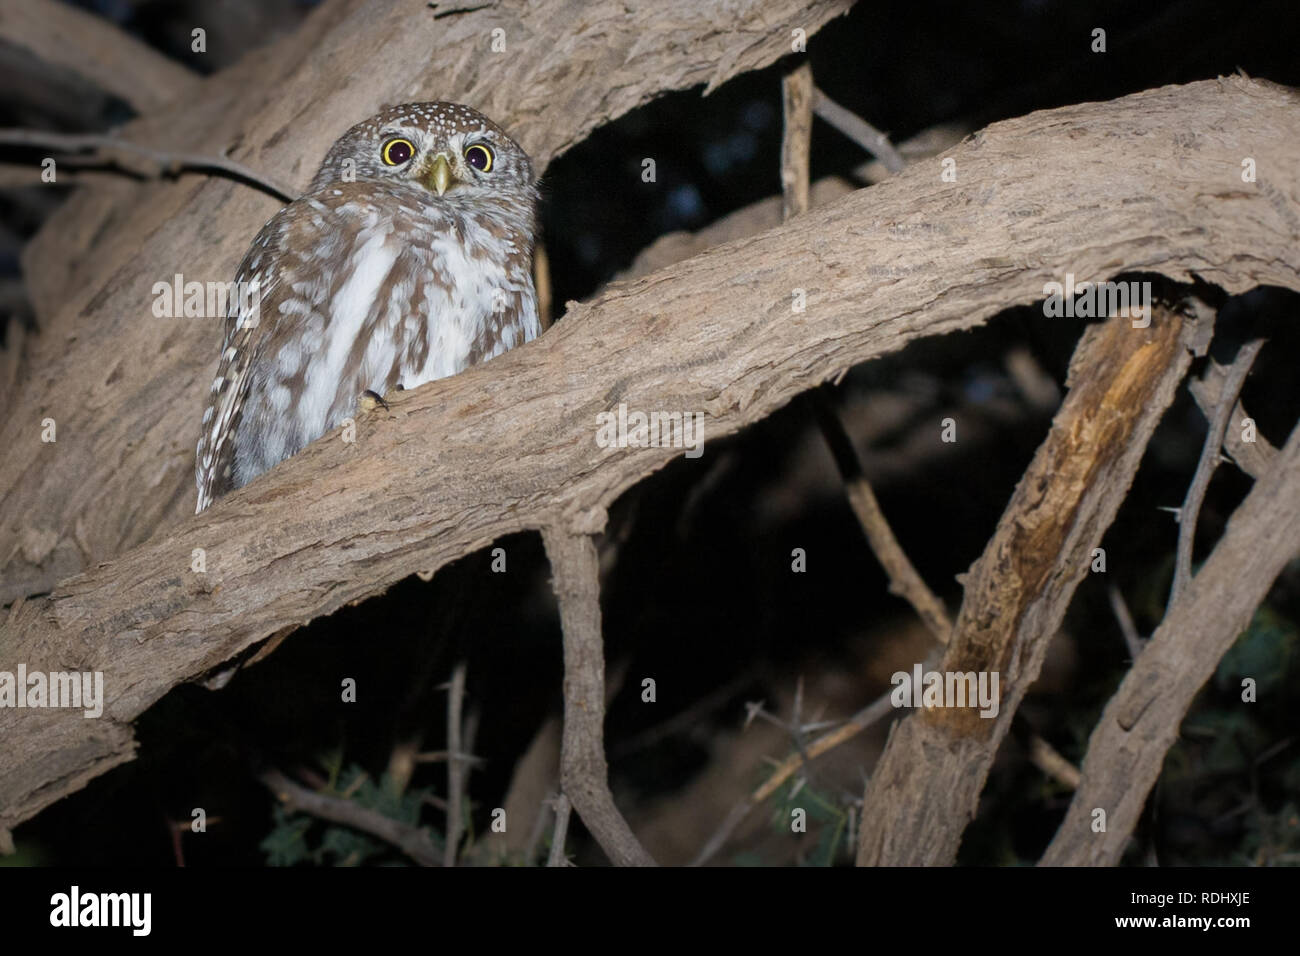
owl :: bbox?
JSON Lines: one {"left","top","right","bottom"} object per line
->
{"left": 195, "top": 102, "right": 540, "bottom": 512}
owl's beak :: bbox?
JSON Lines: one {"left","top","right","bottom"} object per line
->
{"left": 425, "top": 153, "right": 453, "bottom": 196}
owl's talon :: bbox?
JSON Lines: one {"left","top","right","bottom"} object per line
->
{"left": 359, "top": 389, "right": 390, "bottom": 412}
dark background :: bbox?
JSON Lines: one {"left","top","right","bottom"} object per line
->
{"left": 2, "top": 0, "right": 1299, "bottom": 866}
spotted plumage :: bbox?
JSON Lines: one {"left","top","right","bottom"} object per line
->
{"left": 195, "top": 102, "right": 539, "bottom": 512}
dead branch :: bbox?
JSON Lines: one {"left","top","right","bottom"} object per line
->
{"left": 693, "top": 688, "right": 896, "bottom": 865}
{"left": 782, "top": 65, "right": 952, "bottom": 643}
{"left": 443, "top": 661, "right": 468, "bottom": 867}
{"left": 1, "top": 79, "right": 1298, "bottom": 838}
{"left": 1170, "top": 339, "right": 1264, "bottom": 605}
{"left": 1188, "top": 357, "right": 1280, "bottom": 479}
{"left": 616, "top": 122, "right": 967, "bottom": 283}
{"left": 542, "top": 527, "right": 655, "bottom": 866}
{"left": 1107, "top": 585, "right": 1145, "bottom": 661}
{"left": 1028, "top": 735, "right": 1082, "bottom": 790}
{"left": 546, "top": 793, "right": 572, "bottom": 867}
{"left": 812, "top": 87, "right": 905, "bottom": 173}
{"left": 260, "top": 768, "right": 441, "bottom": 866}
{"left": 1040, "top": 416, "right": 1300, "bottom": 865}
{"left": 780, "top": 63, "right": 814, "bottom": 219}
{"left": 809, "top": 389, "right": 954, "bottom": 643}
{"left": 0, "top": 129, "right": 297, "bottom": 202}
{"left": 856, "top": 304, "right": 1204, "bottom": 866}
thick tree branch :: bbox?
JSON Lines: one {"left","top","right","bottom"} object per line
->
{"left": 1, "top": 78, "right": 1298, "bottom": 836}
{"left": 0, "top": 0, "right": 854, "bottom": 600}
{"left": 1040, "top": 416, "right": 1300, "bottom": 866}
{"left": 856, "top": 304, "right": 1204, "bottom": 866}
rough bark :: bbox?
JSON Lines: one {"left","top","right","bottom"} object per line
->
{"left": 0, "top": 0, "right": 854, "bottom": 601}
{"left": 544, "top": 527, "right": 656, "bottom": 866}
{"left": 855, "top": 305, "right": 1200, "bottom": 865}
{"left": 1039, "top": 417, "right": 1300, "bottom": 865}
{"left": 1, "top": 77, "right": 1298, "bottom": 837}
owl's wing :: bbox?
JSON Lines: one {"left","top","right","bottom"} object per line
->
{"left": 194, "top": 213, "right": 288, "bottom": 513}
{"left": 195, "top": 191, "right": 402, "bottom": 511}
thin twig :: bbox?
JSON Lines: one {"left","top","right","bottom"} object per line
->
{"left": 611, "top": 673, "right": 751, "bottom": 757}
{"left": 692, "top": 688, "right": 896, "bottom": 865}
{"left": 811, "top": 88, "right": 906, "bottom": 174}
{"left": 752, "top": 688, "right": 895, "bottom": 803}
{"left": 1107, "top": 584, "right": 1144, "bottom": 661}
{"left": 0, "top": 129, "right": 297, "bottom": 202}
{"left": 1027, "top": 734, "right": 1081, "bottom": 790}
{"left": 542, "top": 526, "right": 656, "bottom": 866}
{"left": 1170, "top": 339, "right": 1264, "bottom": 605}
{"left": 780, "top": 63, "right": 814, "bottom": 219}
{"left": 524, "top": 792, "right": 554, "bottom": 864}
{"left": 779, "top": 69, "right": 951, "bottom": 644}
{"left": 413, "top": 749, "right": 485, "bottom": 765}
{"left": 546, "top": 793, "right": 572, "bottom": 867}
{"left": 807, "top": 388, "right": 954, "bottom": 642}
{"left": 1188, "top": 359, "right": 1279, "bottom": 479}
{"left": 443, "top": 661, "right": 468, "bottom": 867}
{"left": 260, "top": 768, "right": 441, "bottom": 867}
{"left": 534, "top": 242, "right": 554, "bottom": 330}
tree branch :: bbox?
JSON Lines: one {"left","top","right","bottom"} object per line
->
{"left": 0, "top": 0, "right": 856, "bottom": 598}
{"left": 808, "top": 388, "right": 954, "bottom": 643}
{"left": 1188, "top": 355, "right": 1279, "bottom": 479}
{"left": 0, "top": 129, "right": 297, "bottom": 202}
{"left": 542, "top": 526, "right": 655, "bottom": 866}
{"left": 2, "top": 78, "right": 1298, "bottom": 836}
{"left": 261, "top": 768, "right": 441, "bottom": 867}
{"left": 812, "top": 87, "right": 905, "bottom": 174}
{"left": 1040, "top": 416, "right": 1300, "bottom": 866}
{"left": 443, "top": 661, "right": 468, "bottom": 867}
{"left": 546, "top": 793, "right": 572, "bottom": 867}
{"left": 1169, "top": 339, "right": 1264, "bottom": 605}
{"left": 856, "top": 304, "right": 1204, "bottom": 866}
{"left": 780, "top": 63, "right": 814, "bottom": 219}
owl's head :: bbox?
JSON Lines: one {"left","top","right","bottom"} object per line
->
{"left": 308, "top": 102, "right": 535, "bottom": 203}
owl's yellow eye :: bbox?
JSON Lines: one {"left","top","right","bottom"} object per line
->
{"left": 381, "top": 138, "right": 415, "bottom": 166}
{"left": 464, "top": 143, "right": 494, "bottom": 173}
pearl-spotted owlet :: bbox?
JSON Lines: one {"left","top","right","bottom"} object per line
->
{"left": 195, "top": 102, "right": 539, "bottom": 512}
